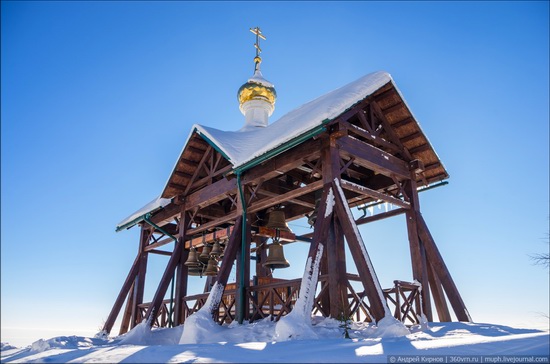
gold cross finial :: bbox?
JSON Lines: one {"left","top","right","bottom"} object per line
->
{"left": 250, "top": 27, "right": 266, "bottom": 71}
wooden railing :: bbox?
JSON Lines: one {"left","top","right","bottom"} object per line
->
{"left": 248, "top": 277, "right": 301, "bottom": 321}
{"left": 383, "top": 280, "right": 423, "bottom": 325}
{"left": 137, "top": 276, "right": 423, "bottom": 328}
{"left": 136, "top": 300, "right": 173, "bottom": 328}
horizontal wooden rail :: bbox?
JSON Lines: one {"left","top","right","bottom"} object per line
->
{"left": 138, "top": 276, "right": 422, "bottom": 327}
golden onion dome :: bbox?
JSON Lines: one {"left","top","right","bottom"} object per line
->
{"left": 237, "top": 69, "right": 277, "bottom": 111}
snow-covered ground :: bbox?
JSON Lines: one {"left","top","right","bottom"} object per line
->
{"left": 1, "top": 320, "right": 548, "bottom": 363}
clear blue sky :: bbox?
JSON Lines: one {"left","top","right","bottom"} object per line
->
{"left": 2, "top": 1, "right": 548, "bottom": 347}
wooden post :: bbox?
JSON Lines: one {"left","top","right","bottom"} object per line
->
{"left": 332, "top": 179, "right": 389, "bottom": 322}
{"left": 236, "top": 217, "right": 251, "bottom": 322}
{"left": 217, "top": 217, "right": 242, "bottom": 287}
{"left": 404, "top": 178, "right": 432, "bottom": 321}
{"left": 416, "top": 212, "right": 471, "bottom": 322}
{"left": 119, "top": 283, "right": 135, "bottom": 335}
{"left": 174, "top": 205, "right": 189, "bottom": 326}
{"left": 318, "top": 238, "right": 331, "bottom": 314}
{"left": 131, "top": 226, "right": 150, "bottom": 328}
{"left": 254, "top": 236, "right": 270, "bottom": 279}
{"left": 326, "top": 214, "right": 340, "bottom": 319}
{"left": 427, "top": 260, "right": 452, "bottom": 322}
{"left": 144, "top": 235, "right": 183, "bottom": 326}
{"left": 102, "top": 253, "right": 141, "bottom": 334}
{"left": 334, "top": 217, "right": 349, "bottom": 318}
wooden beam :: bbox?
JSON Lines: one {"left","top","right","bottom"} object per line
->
{"left": 132, "top": 227, "right": 150, "bottom": 328}
{"left": 153, "top": 139, "right": 322, "bottom": 228}
{"left": 242, "top": 138, "right": 323, "bottom": 185}
{"left": 144, "top": 238, "right": 183, "bottom": 326}
{"left": 249, "top": 179, "right": 323, "bottom": 213}
{"left": 255, "top": 189, "right": 315, "bottom": 209}
{"left": 187, "top": 145, "right": 207, "bottom": 155}
{"left": 102, "top": 253, "right": 141, "bottom": 334}
{"left": 180, "top": 158, "right": 199, "bottom": 168}
{"left": 326, "top": 214, "right": 348, "bottom": 319}
{"left": 332, "top": 179, "right": 388, "bottom": 322}
{"left": 299, "top": 201, "right": 407, "bottom": 240}
{"left": 409, "top": 144, "right": 430, "bottom": 154}
{"left": 168, "top": 182, "right": 186, "bottom": 191}
{"left": 355, "top": 208, "right": 407, "bottom": 225}
{"left": 144, "top": 236, "right": 174, "bottom": 252}
{"left": 236, "top": 216, "right": 251, "bottom": 322}
{"left": 307, "top": 185, "right": 333, "bottom": 260}
{"left": 339, "top": 119, "right": 402, "bottom": 155}
{"left": 174, "top": 170, "right": 193, "bottom": 179}
{"left": 337, "top": 136, "right": 410, "bottom": 179}
{"left": 401, "top": 131, "right": 423, "bottom": 144}
{"left": 392, "top": 117, "right": 414, "bottom": 129}
{"left": 184, "top": 177, "right": 237, "bottom": 211}
{"left": 174, "top": 207, "right": 189, "bottom": 326}
{"left": 370, "top": 101, "right": 413, "bottom": 161}
{"left": 184, "top": 146, "right": 212, "bottom": 196}
{"left": 373, "top": 87, "right": 398, "bottom": 103}
{"left": 217, "top": 216, "right": 243, "bottom": 286}
{"left": 403, "top": 177, "right": 432, "bottom": 321}
{"left": 119, "top": 283, "right": 135, "bottom": 335}
{"left": 418, "top": 237, "right": 433, "bottom": 321}
{"left": 380, "top": 102, "right": 402, "bottom": 115}
{"left": 340, "top": 179, "right": 410, "bottom": 209}
{"left": 427, "top": 260, "right": 452, "bottom": 322}
{"left": 185, "top": 210, "right": 239, "bottom": 237}
{"left": 188, "top": 165, "right": 233, "bottom": 193}
{"left": 416, "top": 212, "right": 471, "bottom": 322}
{"left": 148, "top": 249, "right": 172, "bottom": 256}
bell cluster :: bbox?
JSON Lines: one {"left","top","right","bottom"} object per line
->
{"left": 184, "top": 239, "right": 224, "bottom": 277}
{"left": 183, "top": 207, "right": 295, "bottom": 278}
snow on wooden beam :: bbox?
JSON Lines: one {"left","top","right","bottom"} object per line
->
{"left": 340, "top": 179, "right": 410, "bottom": 209}
{"left": 332, "top": 178, "right": 390, "bottom": 322}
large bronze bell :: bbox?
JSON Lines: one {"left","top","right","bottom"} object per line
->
{"left": 263, "top": 241, "right": 290, "bottom": 269}
{"left": 265, "top": 209, "right": 291, "bottom": 232}
{"left": 210, "top": 240, "right": 223, "bottom": 257}
{"left": 184, "top": 247, "right": 200, "bottom": 267}
{"left": 199, "top": 244, "right": 211, "bottom": 263}
{"left": 203, "top": 257, "right": 219, "bottom": 276}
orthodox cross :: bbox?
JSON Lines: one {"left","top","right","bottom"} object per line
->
{"left": 250, "top": 27, "right": 266, "bottom": 70}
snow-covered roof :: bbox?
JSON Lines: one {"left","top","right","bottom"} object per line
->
{"left": 117, "top": 196, "right": 171, "bottom": 230}
{"left": 195, "top": 71, "right": 391, "bottom": 169}
{"left": 117, "top": 70, "right": 441, "bottom": 231}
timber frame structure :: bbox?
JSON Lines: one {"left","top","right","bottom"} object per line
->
{"left": 102, "top": 72, "right": 471, "bottom": 335}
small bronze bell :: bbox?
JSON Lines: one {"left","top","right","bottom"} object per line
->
{"left": 203, "top": 257, "right": 219, "bottom": 276}
{"left": 210, "top": 240, "right": 223, "bottom": 257}
{"left": 263, "top": 241, "right": 290, "bottom": 269}
{"left": 188, "top": 265, "right": 203, "bottom": 277}
{"left": 184, "top": 247, "right": 200, "bottom": 267}
{"left": 199, "top": 244, "right": 211, "bottom": 263}
{"left": 265, "top": 209, "right": 291, "bottom": 232}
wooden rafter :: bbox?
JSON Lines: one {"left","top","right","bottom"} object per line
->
{"left": 370, "top": 101, "right": 413, "bottom": 161}
{"left": 337, "top": 136, "right": 410, "bottom": 179}
{"left": 184, "top": 146, "right": 213, "bottom": 195}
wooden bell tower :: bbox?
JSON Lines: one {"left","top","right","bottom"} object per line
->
{"left": 101, "top": 31, "right": 470, "bottom": 336}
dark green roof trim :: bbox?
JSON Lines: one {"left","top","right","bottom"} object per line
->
{"left": 195, "top": 128, "right": 232, "bottom": 163}
{"left": 234, "top": 120, "right": 329, "bottom": 174}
